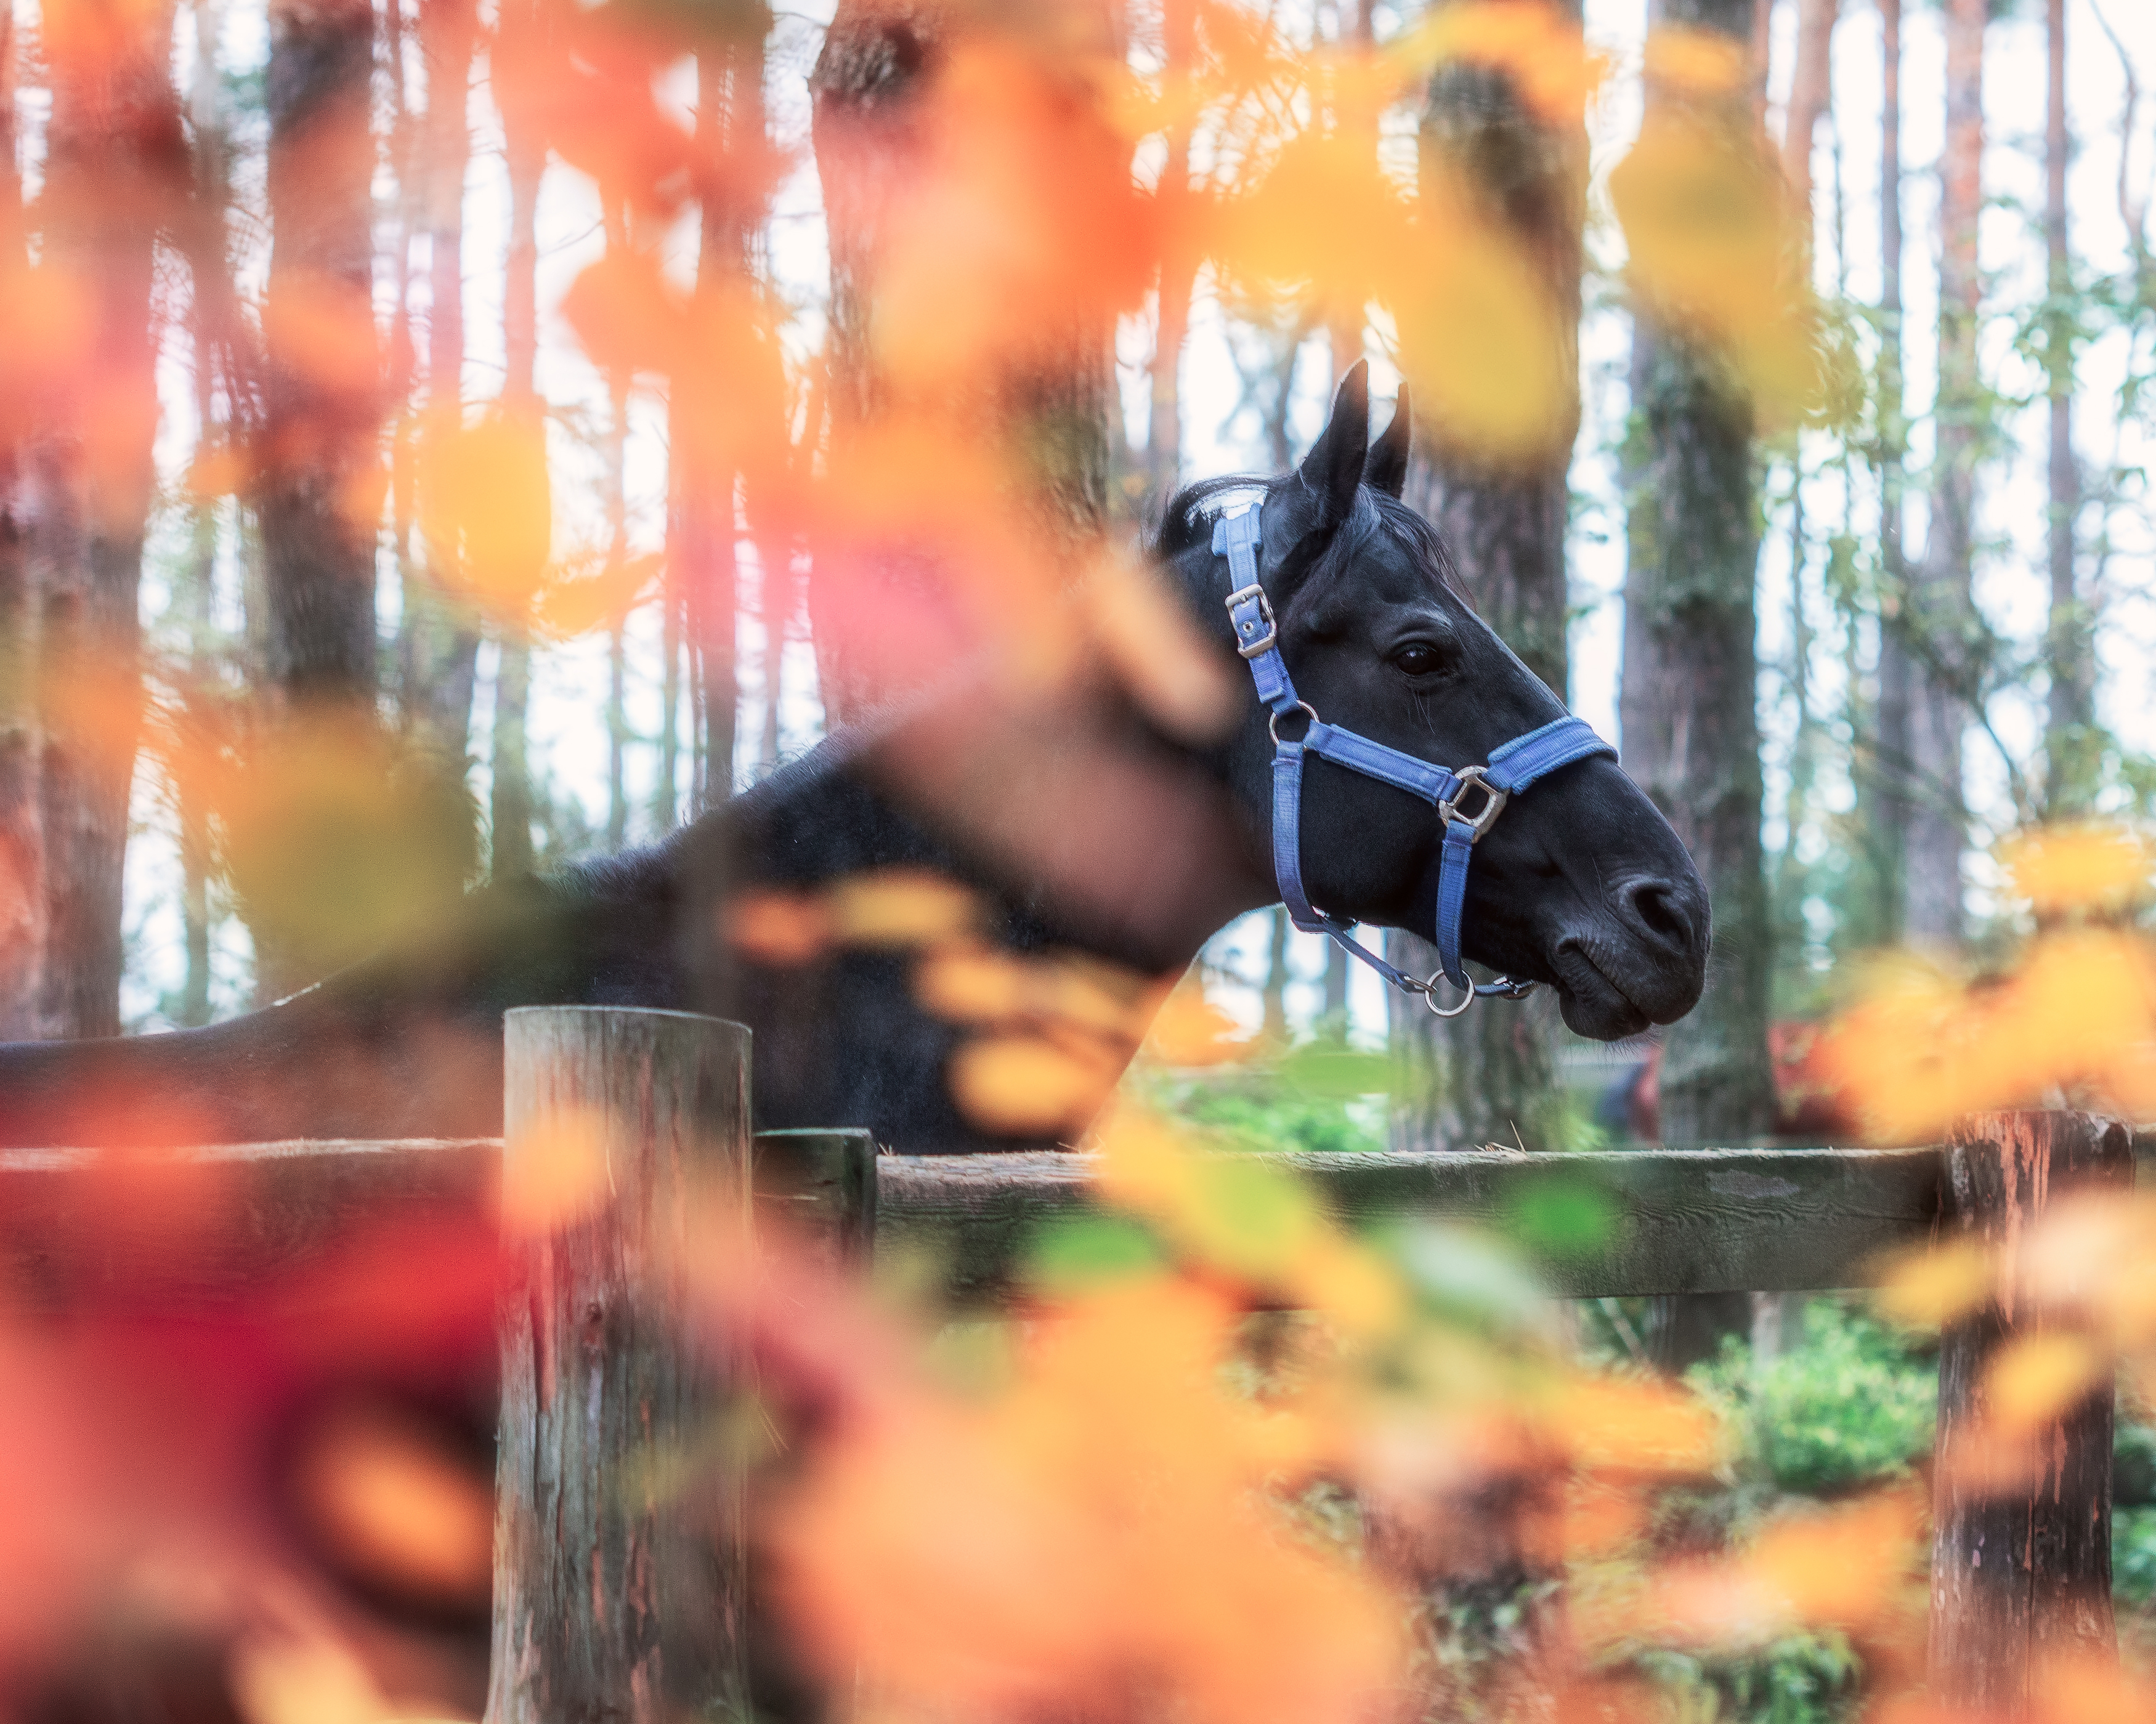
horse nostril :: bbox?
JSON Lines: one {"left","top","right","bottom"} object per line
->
{"left": 1625, "top": 880, "right": 1698, "bottom": 950}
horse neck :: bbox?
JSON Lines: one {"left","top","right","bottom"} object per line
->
{"left": 696, "top": 671, "right": 1274, "bottom": 977}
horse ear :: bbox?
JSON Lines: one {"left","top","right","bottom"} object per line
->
{"left": 1298, "top": 358, "right": 1369, "bottom": 524}
{"left": 1363, "top": 384, "right": 1410, "bottom": 498}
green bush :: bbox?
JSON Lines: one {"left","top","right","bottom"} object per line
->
{"left": 1694, "top": 1302, "right": 1935, "bottom": 1496}
{"left": 2117, "top": 1505, "right": 2156, "bottom": 1606}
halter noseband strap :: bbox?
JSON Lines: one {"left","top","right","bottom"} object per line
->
{"left": 1215, "top": 501, "right": 1615, "bottom": 1015}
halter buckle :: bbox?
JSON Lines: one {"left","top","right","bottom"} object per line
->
{"left": 1438, "top": 766, "right": 1509, "bottom": 841}
{"left": 1226, "top": 584, "right": 1278, "bottom": 658}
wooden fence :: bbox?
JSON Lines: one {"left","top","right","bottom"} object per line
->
{"left": 0, "top": 1005, "right": 2136, "bottom": 1720}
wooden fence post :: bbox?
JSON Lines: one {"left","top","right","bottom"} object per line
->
{"left": 485, "top": 1007, "right": 753, "bottom": 1724}
{"left": 1929, "top": 1109, "right": 2132, "bottom": 1716}
{"left": 753, "top": 1128, "right": 879, "bottom": 1271}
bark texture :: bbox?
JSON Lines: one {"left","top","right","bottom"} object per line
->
{"left": 1621, "top": 0, "right": 1775, "bottom": 1368}
{"left": 1388, "top": 0, "right": 1586, "bottom": 1156}
{"left": 403, "top": 0, "right": 482, "bottom": 763}
{"left": 1779, "top": 0, "right": 1838, "bottom": 228}
{"left": 1870, "top": 0, "right": 1911, "bottom": 945}
{"left": 488, "top": 1008, "right": 752, "bottom": 1724}
{"left": 2043, "top": 0, "right": 2094, "bottom": 818}
{"left": 260, "top": 0, "right": 379, "bottom": 705}
{"left": 492, "top": 0, "right": 546, "bottom": 880}
{"left": 1900, "top": 0, "right": 1985, "bottom": 944}
{"left": 0, "top": 3, "right": 41, "bottom": 1040}
{"left": 1929, "top": 1112, "right": 2129, "bottom": 1710}
{"left": 33, "top": 1, "right": 182, "bottom": 1038}
{"left": 806, "top": 0, "right": 1115, "bottom": 724}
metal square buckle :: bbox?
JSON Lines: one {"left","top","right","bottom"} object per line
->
{"left": 1437, "top": 765, "right": 1510, "bottom": 840}
{"left": 1226, "top": 583, "right": 1278, "bottom": 659}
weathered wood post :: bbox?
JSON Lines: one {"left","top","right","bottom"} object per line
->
{"left": 1929, "top": 1109, "right": 2132, "bottom": 1715}
{"left": 486, "top": 1008, "right": 753, "bottom": 1724}
{"left": 753, "top": 1128, "right": 879, "bottom": 1272}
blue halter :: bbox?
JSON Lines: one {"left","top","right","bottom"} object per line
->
{"left": 1215, "top": 501, "right": 1615, "bottom": 1016}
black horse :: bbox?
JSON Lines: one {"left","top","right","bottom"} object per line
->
{"left": 0, "top": 364, "right": 1708, "bottom": 1154}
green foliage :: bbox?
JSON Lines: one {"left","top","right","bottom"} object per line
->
{"left": 1133, "top": 1052, "right": 1390, "bottom": 1156}
{"left": 1634, "top": 1635, "right": 1862, "bottom": 1724}
{"left": 1693, "top": 1302, "right": 1935, "bottom": 1496}
{"left": 2114, "top": 1506, "right": 2156, "bottom": 1608}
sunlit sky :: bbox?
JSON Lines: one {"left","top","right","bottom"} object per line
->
{"left": 36, "top": 0, "right": 2150, "bottom": 1034}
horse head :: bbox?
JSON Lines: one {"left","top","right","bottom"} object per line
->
{"left": 1158, "top": 361, "right": 1710, "bottom": 1040}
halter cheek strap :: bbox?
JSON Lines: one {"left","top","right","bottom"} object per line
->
{"left": 1215, "top": 501, "right": 1615, "bottom": 1014}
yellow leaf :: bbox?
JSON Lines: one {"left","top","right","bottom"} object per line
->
{"left": 1872, "top": 1239, "right": 1992, "bottom": 1330}
{"left": 1642, "top": 24, "right": 1751, "bottom": 94}
{"left": 501, "top": 1107, "right": 612, "bottom": 1236}
{"left": 1984, "top": 1332, "right": 2107, "bottom": 1434}
{"left": 832, "top": 872, "right": 978, "bottom": 947}
{"left": 418, "top": 407, "right": 553, "bottom": 613}
{"left": 950, "top": 1035, "right": 1117, "bottom": 1135}
{"left": 293, "top": 1404, "right": 493, "bottom": 1603}
{"left": 1999, "top": 822, "right": 2155, "bottom": 917}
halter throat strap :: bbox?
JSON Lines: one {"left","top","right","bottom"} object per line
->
{"left": 1214, "top": 500, "right": 1615, "bottom": 1009}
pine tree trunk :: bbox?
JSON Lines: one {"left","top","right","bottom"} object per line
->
{"left": 33, "top": 2, "right": 177, "bottom": 1039}
{"left": 1902, "top": 0, "right": 1985, "bottom": 944}
{"left": 1148, "top": 0, "right": 1198, "bottom": 499}
{"left": 405, "top": 0, "right": 481, "bottom": 764}
{"left": 0, "top": 6, "right": 43, "bottom": 1040}
{"left": 2042, "top": 0, "right": 2091, "bottom": 818}
{"left": 1326, "top": 0, "right": 1374, "bottom": 382}
{"left": 1870, "top": 0, "right": 1911, "bottom": 945}
{"left": 176, "top": 0, "right": 240, "bottom": 1028}
{"left": 678, "top": 37, "right": 761, "bottom": 810}
{"left": 1621, "top": 0, "right": 1777, "bottom": 1369}
{"left": 1262, "top": 907, "right": 1290, "bottom": 1045}
{"left": 1780, "top": 0, "right": 1839, "bottom": 225}
{"left": 606, "top": 376, "right": 631, "bottom": 851}
{"left": 491, "top": 0, "right": 545, "bottom": 880}
{"left": 260, "top": 0, "right": 378, "bottom": 705}
{"left": 807, "top": 0, "right": 1114, "bottom": 724}
{"left": 1387, "top": 0, "right": 1585, "bottom": 1155}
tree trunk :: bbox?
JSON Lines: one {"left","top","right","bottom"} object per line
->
{"left": 405, "top": 0, "right": 482, "bottom": 765}
{"left": 1326, "top": 0, "right": 1375, "bottom": 384}
{"left": 2042, "top": 0, "right": 2092, "bottom": 819}
{"left": 1870, "top": 0, "right": 1911, "bottom": 947}
{"left": 676, "top": 35, "right": 764, "bottom": 812}
{"left": 491, "top": 0, "right": 545, "bottom": 881}
{"left": 1262, "top": 906, "right": 1290, "bottom": 1045}
{"left": 1148, "top": 0, "right": 1198, "bottom": 498}
{"left": 260, "top": 0, "right": 378, "bottom": 706}
{"left": 806, "top": 0, "right": 1115, "bottom": 724}
{"left": 1780, "top": 0, "right": 1839, "bottom": 229}
{"left": 174, "top": 0, "right": 241, "bottom": 1029}
{"left": 0, "top": 2, "right": 43, "bottom": 1040}
{"left": 1387, "top": 0, "right": 1586, "bottom": 1157}
{"left": 1902, "top": 0, "right": 1985, "bottom": 946}
{"left": 606, "top": 376, "right": 631, "bottom": 852}
{"left": 33, "top": 1, "right": 178, "bottom": 1039}
{"left": 1621, "top": 0, "right": 1776, "bottom": 1370}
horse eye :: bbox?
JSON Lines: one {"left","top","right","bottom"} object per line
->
{"left": 1392, "top": 642, "right": 1445, "bottom": 678}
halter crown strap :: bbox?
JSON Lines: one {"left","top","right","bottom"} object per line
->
{"left": 1214, "top": 500, "right": 1615, "bottom": 1004}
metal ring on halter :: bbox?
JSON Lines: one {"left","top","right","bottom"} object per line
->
{"left": 1268, "top": 701, "right": 1319, "bottom": 746}
{"left": 1422, "top": 969, "right": 1476, "bottom": 1017}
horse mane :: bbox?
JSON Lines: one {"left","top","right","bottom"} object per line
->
{"left": 1151, "top": 472, "right": 1462, "bottom": 597}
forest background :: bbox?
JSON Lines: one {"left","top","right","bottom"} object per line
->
{"left": 3, "top": 0, "right": 2147, "bottom": 1138}
{"left": 7, "top": 0, "right": 2156, "bottom": 1718}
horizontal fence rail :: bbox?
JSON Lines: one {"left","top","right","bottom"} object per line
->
{"left": 11, "top": 1131, "right": 2153, "bottom": 1305}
